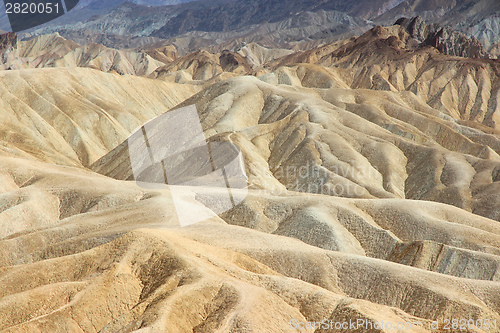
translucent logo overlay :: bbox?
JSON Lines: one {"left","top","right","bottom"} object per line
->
{"left": 128, "top": 105, "right": 248, "bottom": 227}
{"left": 1, "top": 0, "right": 79, "bottom": 33}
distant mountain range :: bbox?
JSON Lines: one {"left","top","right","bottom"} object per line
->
{"left": 4, "top": 0, "right": 499, "bottom": 59}
{"left": 0, "top": 0, "right": 196, "bottom": 32}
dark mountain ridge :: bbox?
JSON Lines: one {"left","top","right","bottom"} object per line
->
{"left": 6, "top": 0, "right": 499, "bottom": 59}
{"left": 151, "top": 0, "right": 406, "bottom": 38}
{"left": 395, "top": 16, "right": 490, "bottom": 59}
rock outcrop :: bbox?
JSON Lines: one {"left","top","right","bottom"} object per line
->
{"left": 0, "top": 32, "right": 17, "bottom": 67}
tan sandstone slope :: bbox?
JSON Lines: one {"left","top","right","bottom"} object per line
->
{"left": 0, "top": 67, "right": 198, "bottom": 166}
{"left": 0, "top": 26, "right": 500, "bottom": 332}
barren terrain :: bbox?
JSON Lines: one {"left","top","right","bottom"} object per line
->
{"left": 0, "top": 14, "right": 500, "bottom": 333}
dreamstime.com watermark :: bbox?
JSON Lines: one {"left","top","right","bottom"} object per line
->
{"left": 290, "top": 318, "right": 498, "bottom": 331}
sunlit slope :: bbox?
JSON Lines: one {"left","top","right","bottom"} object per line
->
{"left": 0, "top": 67, "right": 198, "bottom": 166}
{"left": 0, "top": 156, "right": 499, "bottom": 332}
{"left": 93, "top": 74, "right": 500, "bottom": 222}
{"left": 268, "top": 25, "right": 500, "bottom": 130}
{"left": 0, "top": 33, "right": 165, "bottom": 75}
{"left": 1, "top": 23, "right": 500, "bottom": 333}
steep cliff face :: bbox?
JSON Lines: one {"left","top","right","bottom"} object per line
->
{"left": 0, "top": 33, "right": 17, "bottom": 67}
{"left": 376, "top": 0, "right": 500, "bottom": 59}
{"left": 395, "top": 16, "right": 490, "bottom": 59}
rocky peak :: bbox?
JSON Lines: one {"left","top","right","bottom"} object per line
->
{"left": 395, "top": 16, "right": 490, "bottom": 59}
{"left": 0, "top": 32, "right": 18, "bottom": 66}
{"left": 219, "top": 50, "right": 252, "bottom": 72}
